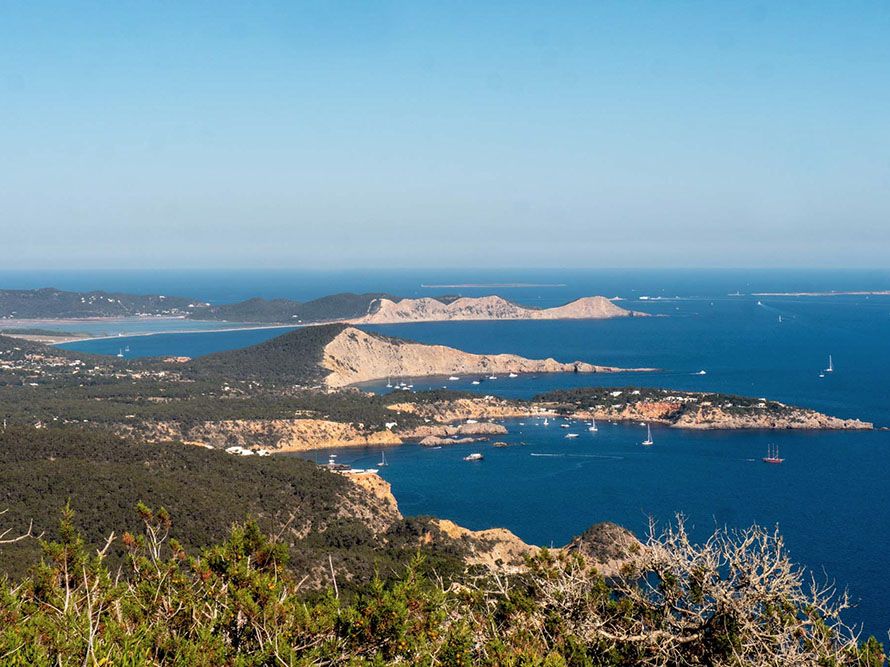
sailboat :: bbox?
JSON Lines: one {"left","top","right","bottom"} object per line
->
{"left": 641, "top": 423, "right": 654, "bottom": 446}
{"left": 116, "top": 348, "right": 124, "bottom": 358}
{"left": 377, "top": 451, "right": 388, "bottom": 467}
{"left": 762, "top": 444, "right": 784, "bottom": 464}
{"left": 825, "top": 355, "right": 834, "bottom": 373}
{"left": 588, "top": 418, "right": 598, "bottom": 432}
{"left": 386, "top": 378, "right": 393, "bottom": 388}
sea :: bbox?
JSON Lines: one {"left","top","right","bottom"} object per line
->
{"left": 6, "top": 268, "right": 888, "bottom": 638}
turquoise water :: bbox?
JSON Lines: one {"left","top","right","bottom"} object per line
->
{"left": 37, "top": 269, "right": 890, "bottom": 636}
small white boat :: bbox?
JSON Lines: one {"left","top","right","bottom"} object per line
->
{"left": 641, "top": 423, "right": 654, "bottom": 446}
{"left": 471, "top": 380, "right": 481, "bottom": 385}
{"left": 488, "top": 375, "right": 498, "bottom": 380}
{"left": 825, "top": 355, "right": 834, "bottom": 373}
{"left": 542, "top": 418, "right": 549, "bottom": 427}
{"left": 565, "top": 433, "right": 579, "bottom": 439}
{"left": 463, "top": 452, "right": 484, "bottom": 461}
{"left": 508, "top": 372, "right": 518, "bottom": 378}
{"left": 696, "top": 370, "right": 707, "bottom": 376}
{"left": 448, "top": 376, "right": 460, "bottom": 381}
{"left": 560, "top": 423, "right": 570, "bottom": 429}
{"left": 116, "top": 349, "right": 124, "bottom": 358}
{"left": 377, "top": 451, "right": 388, "bottom": 467}
{"left": 588, "top": 418, "right": 598, "bottom": 432}
{"left": 386, "top": 378, "right": 393, "bottom": 388}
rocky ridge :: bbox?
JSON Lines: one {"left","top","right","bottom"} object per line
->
{"left": 321, "top": 327, "right": 647, "bottom": 387}
{"left": 352, "top": 295, "right": 643, "bottom": 324}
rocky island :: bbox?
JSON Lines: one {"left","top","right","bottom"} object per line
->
{"left": 350, "top": 294, "right": 645, "bottom": 323}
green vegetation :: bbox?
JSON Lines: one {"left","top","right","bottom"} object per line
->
{"left": 199, "top": 292, "right": 399, "bottom": 323}
{"left": 537, "top": 386, "right": 790, "bottom": 416}
{"left": 0, "top": 427, "right": 465, "bottom": 585}
{"left": 0, "top": 288, "right": 425, "bottom": 323}
{"left": 187, "top": 323, "right": 348, "bottom": 385}
{"left": 0, "top": 502, "right": 883, "bottom": 665}
{"left": 0, "top": 288, "right": 196, "bottom": 318}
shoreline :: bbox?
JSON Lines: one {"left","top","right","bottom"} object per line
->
{"left": 47, "top": 322, "right": 301, "bottom": 345}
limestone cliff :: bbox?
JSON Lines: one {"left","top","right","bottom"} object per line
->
{"left": 352, "top": 295, "right": 643, "bottom": 324}
{"left": 321, "top": 327, "right": 646, "bottom": 387}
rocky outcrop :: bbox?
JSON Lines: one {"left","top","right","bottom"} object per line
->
{"left": 402, "top": 421, "right": 509, "bottom": 438}
{"left": 389, "top": 397, "right": 543, "bottom": 423}
{"left": 352, "top": 295, "right": 644, "bottom": 324}
{"left": 429, "top": 519, "right": 536, "bottom": 572}
{"left": 564, "top": 522, "right": 641, "bottom": 577}
{"left": 321, "top": 327, "right": 646, "bottom": 387}
{"left": 667, "top": 405, "right": 871, "bottom": 430}
{"left": 346, "top": 473, "right": 402, "bottom": 522}
{"left": 418, "top": 436, "right": 484, "bottom": 446}
{"left": 121, "top": 418, "right": 402, "bottom": 452}
{"left": 568, "top": 401, "right": 872, "bottom": 430}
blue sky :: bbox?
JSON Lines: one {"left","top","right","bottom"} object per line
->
{"left": 2, "top": 2, "right": 889, "bottom": 268}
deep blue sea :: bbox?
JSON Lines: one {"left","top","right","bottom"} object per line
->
{"left": 15, "top": 268, "right": 890, "bottom": 637}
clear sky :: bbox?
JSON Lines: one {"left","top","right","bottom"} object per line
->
{"left": 2, "top": 2, "right": 889, "bottom": 269}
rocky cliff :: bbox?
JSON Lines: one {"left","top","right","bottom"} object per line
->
{"left": 559, "top": 390, "right": 873, "bottom": 431}
{"left": 321, "top": 327, "right": 645, "bottom": 387}
{"left": 352, "top": 295, "right": 643, "bottom": 324}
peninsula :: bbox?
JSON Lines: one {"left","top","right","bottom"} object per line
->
{"left": 0, "top": 325, "right": 870, "bottom": 458}
{"left": 0, "top": 287, "right": 644, "bottom": 326}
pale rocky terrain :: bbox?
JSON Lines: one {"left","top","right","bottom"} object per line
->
{"left": 321, "top": 327, "right": 646, "bottom": 387}
{"left": 120, "top": 418, "right": 402, "bottom": 452}
{"left": 569, "top": 402, "right": 872, "bottom": 430}
{"left": 390, "top": 397, "right": 550, "bottom": 423}
{"left": 350, "top": 474, "right": 640, "bottom": 575}
{"left": 351, "top": 295, "right": 643, "bottom": 324}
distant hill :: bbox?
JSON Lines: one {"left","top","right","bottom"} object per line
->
{"left": 0, "top": 288, "right": 198, "bottom": 319}
{"left": 354, "top": 295, "right": 642, "bottom": 323}
{"left": 0, "top": 288, "right": 642, "bottom": 324}
{"left": 188, "top": 323, "right": 349, "bottom": 385}
{"left": 188, "top": 324, "right": 640, "bottom": 387}
{"left": 198, "top": 292, "right": 397, "bottom": 323}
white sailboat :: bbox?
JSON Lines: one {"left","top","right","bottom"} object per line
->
{"left": 641, "top": 423, "right": 654, "bottom": 446}
{"left": 825, "top": 355, "right": 834, "bottom": 373}
{"left": 588, "top": 418, "right": 598, "bottom": 432}
{"left": 116, "top": 348, "right": 124, "bottom": 358}
{"left": 386, "top": 378, "right": 393, "bottom": 388}
{"left": 377, "top": 451, "right": 388, "bottom": 467}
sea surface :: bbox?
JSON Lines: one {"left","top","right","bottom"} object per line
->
{"left": 21, "top": 268, "right": 890, "bottom": 637}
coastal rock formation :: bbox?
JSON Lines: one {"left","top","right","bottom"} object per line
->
{"left": 564, "top": 522, "right": 642, "bottom": 577}
{"left": 402, "top": 421, "right": 509, "bottom": 439}
{"left": 121, "top": 418, "right": 402, "bottom": 452}
{"left": 346, "top": 472, "right": 402, "bottom": 523}
{"left": 390, "top": 397, "right": 547, "bottom": 423}
{"left": 352, "top": 295, "right": 643, "bottom": 324}
{"left": 321, "top": 327, "right": 642, "bottom": 387}
{"left": 418, "top": 436, "right": 484, "bottom": 446}
{"left": 429, "top": 519, "right": 536, "bottom": 572}
{"left": 536, "top": 387, "right": 875, "bottom": 431}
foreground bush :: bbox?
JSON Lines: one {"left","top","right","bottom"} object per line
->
{"left": 0, "top": 506, "right": 885, "bottom": 666}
